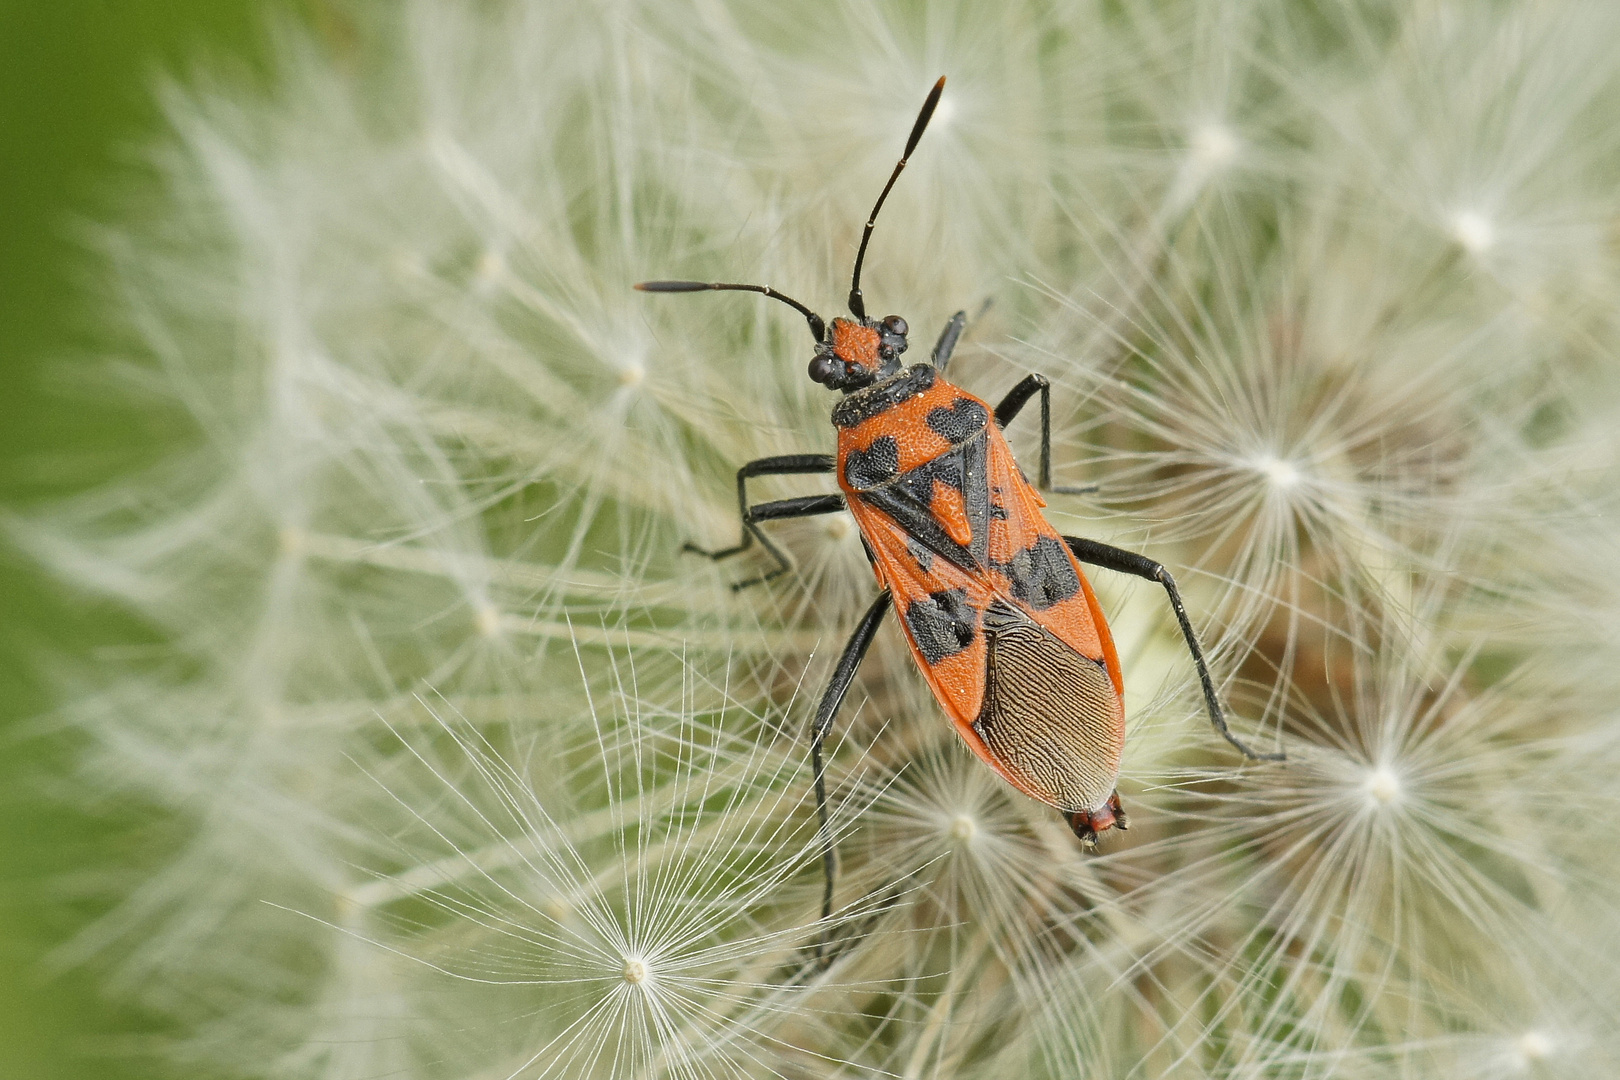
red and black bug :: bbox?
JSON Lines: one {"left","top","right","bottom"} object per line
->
{"left": 639, "top": 76, "right": 1281, "bottom": 948}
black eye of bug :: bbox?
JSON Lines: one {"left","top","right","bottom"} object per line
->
{"left": 882, "top": 315, "right": 908, "bottom": 337}
{"left": 808, "top": 353, "right": 838, "bottom": 385}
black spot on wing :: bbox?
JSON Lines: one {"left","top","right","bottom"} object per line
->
{"left": 858, "top": 485, "right": 974, "bottom": 573}
{"left": 905, "top": 588, "right": 980, "bottom": 664}
{"left": 959, "top": 432, "right": 991, "bottom": 565}
{"left": 994, "top": 535, "right": 1081, "bottom": 610}
{"left": 857, "top": 432, "right": 992, "bottom": 573}
{"left": 926, "top": 397, "right": 990, "bottom": 444}
{"left": 844, "top": 436, "right": 900, "bottom": 490}
{"left": 895, "top": 463, "right": 945, "bottom": 507}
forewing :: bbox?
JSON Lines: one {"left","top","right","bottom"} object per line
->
{"left": 838, "top": 379, "right": 1128, "bottom": 811}
{"left": 981, "top": 422, "right": 1123, "bottom": 694}
{"left": 849, "top": 496, "right": 993, "bottom": 727}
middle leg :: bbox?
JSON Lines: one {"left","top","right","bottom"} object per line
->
{"left": 683, "top": 453, "right": 840, "bottom": 588}
{"left": 808, "top": 589, "right": 892, "bottom": 964}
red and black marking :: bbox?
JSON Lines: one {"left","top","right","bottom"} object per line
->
{"left": 836, "top": 366, "right": 1128, "bottom": 815}
{"left": 903, "top": 587, "right": 980, "bottom": 663}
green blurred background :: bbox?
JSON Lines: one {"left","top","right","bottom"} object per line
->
{"left": 0, "top": 5, "right": 296, "bottom": 1076}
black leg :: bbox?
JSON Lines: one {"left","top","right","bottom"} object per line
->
{"left": 1063, "top": 536, "right": 1284, "bottom": 762}
{"left": 809, "top": 590, "right": 892, "bottom": 964}
{"left": 993, "top": 374, "right": 1096, "bottom": 495}
{"left": 683, "top": 454, "right": 840, "bottom": 588}
{"left": 931, "top": 310, "right": 967, "bottom": 372}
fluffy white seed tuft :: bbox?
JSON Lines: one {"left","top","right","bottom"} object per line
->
{"left": 14, "top": 1, "right": 1620, "bottom": 1077}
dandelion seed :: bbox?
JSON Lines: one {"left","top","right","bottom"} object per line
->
{"left": 339, "top": 681, "right": 857, "bottom": 1080}
{"left": 390, "top": 246, "right": 427, "bottom": 280}
{"left": 473, "top": 604, "right": 502, "bottom": 638}
{"left": 473, "top": 247, "right": 506, "bottom": 293}
{"left": 1363, "top": 762, "right": 1404, "bottom": 809}
{"left": 1452, "top": 208, "right": 1497, "bottom": 256}
{"left": 1250, "top": 453, "right": 1303, "bottom": 491}
{"left": 1515, "top": 1029, "right": 1554, "bottom": 1064}
{"left": 1189, "top": 119, "right": 1240, "bottom": 173}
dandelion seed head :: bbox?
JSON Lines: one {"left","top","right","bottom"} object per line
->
{"left": 472, "top": 248, "right": 506, "bottom": 293}
{"left": 277, "top": 526, "right": 305, "bottom": 555}
{"left": 946, "top": 811, "right": 978, "bottom": 843}
{"left": 1250, "top": 452, "right": 1303, "bottom": 491}
{"left": 1363, "top": 761, "right": 1405, "bottom": 809}
{"left": 1452, "top": 208, "right": 1497, "bottom": 255}
{"left": 620, "top": 955, "right": 649, "bottom": 986}
{"left": 473, "top": 604, "right": 502, "bottom": 638}
{"left": 391, "top": 246, "right": 427, "bottom": 280}
{"left": 1515, "top": 1028, "right": 1554, "bottom": 1064}
{"left": 1189, "top": 119, "right": 1240, "bottom": 173}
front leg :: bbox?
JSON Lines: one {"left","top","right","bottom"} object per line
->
{"left": 683, "top": 453, "right": 840, "bottom": 588}
{"left": 993, "top": 374, "right": 1096, "bottom": 496}
{"left": 931, "top": 310, "right": 967, "bottom": 372}
{"left": 1064, "top": 535, "right": 1284, "bottom": 762}
{"left": 932, "top": 298, "right": 995, "bottom": 374}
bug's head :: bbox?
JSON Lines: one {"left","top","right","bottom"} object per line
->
{"left": 808, "top": 314, "right": 909, "bottom": 392}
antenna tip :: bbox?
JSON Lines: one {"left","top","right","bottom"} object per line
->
{"left": 635, "top": 280, "right": 709, "bottom": 292}
{"left": 902, "top": 77, "right": 947, "bottom": 158}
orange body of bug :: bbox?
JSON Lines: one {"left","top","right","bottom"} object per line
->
{"left": 827, "top": 322, "right": 1129, "bottom": 835}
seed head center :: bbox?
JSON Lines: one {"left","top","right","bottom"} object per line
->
{"left": 622, "top": 957, "right": 649, "bottom": 985}
{"left": 1452, "top": 210, "right": 1496, "bottom": 256}
{"left": 1516, "top": 1029, "right": 1554, "bottom": 1062}
{"left": 1364, "top": 764, "right": 1403, "bottom": 808}
{"left": 1190, "top": 121, "right": 1239, "bottom": 170}
{"left": 474, "top": 605, "right": 503, "bottom": 638}
{"left": 1253, "top": 454, "right": 1302, "bottom": 489}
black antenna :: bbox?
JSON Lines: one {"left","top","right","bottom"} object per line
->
{"left": 847, "top": 76, "right": 946, "bottom": 321}
{"left": 635, "top": 280, "right": 826, "bottom": 342}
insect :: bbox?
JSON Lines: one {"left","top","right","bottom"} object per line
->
{"left": 639, "top": 76, "right": 1281, "bottom": 945}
